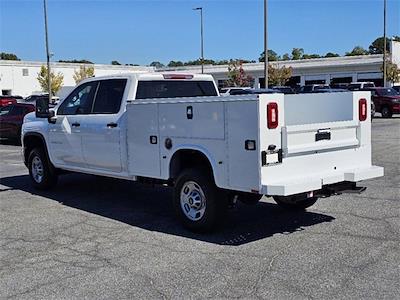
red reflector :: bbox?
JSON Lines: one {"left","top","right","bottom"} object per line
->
{"left": 162, "top": 74, "right": 194, "bottom": 80}
{"left": 267, "top": 102, "right": 278, "bottom": 129}
{"left": 359, "top": 98, "right": 367, "bottom": 121}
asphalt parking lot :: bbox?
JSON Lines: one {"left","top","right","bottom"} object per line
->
{"left": 0, "top": 117, "right": 399, "bottom": 299}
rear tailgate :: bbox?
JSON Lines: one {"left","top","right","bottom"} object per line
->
{"left": 258, "top": 92, "right": 383, "bottom": 196}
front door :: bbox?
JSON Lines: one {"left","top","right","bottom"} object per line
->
{"left": 81, "top": 79, "right": 127, "bottom": 172}
{"left": 49, "top": 81, "right": 98, "bottom": 167}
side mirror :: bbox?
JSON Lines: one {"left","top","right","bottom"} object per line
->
{"left": 35, "top": 97, "right": 51, "bottom": 118}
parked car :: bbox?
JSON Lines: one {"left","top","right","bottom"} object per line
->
{"left": 393, "top": 86, "right": 400, "bottom": 93}
{"left": 363, "top": 87, "right": 400, "bottom": 118}
{"left": 312, "top": 88, "right": 348, "bottom": 93}
{"left": 229, "top": 88, "right": 275, "bottom": 95}
{"left": 271, "top": 86, "right": 295, "bottom": 94}
{"left": 348, "top": 82, "right": 375, "bottom": 91}
{"left": 24, "top": 94, "right": 59, "bottom": 107}
{"left": 0, "top": 103, "right": 35, "bottom": 142}
{"left": 299, "top": 85, "right": 330, "bottom": 93}
{"left": 219, "top": 87, "right": 251, "bottom": 96}
{"left": 0, "top": 95, "right": 22, "bottom": 107}
{"left": 22, "top": 73, "right": 383, "bottom": 231}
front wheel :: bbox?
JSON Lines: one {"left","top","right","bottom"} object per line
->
{"left": 381, "top": 106, "right": 392, "bottom": 118}
{"left": 28, "top": 148, "right": 58, "bottom": 190}
{"left": 273, "top": 194, "right": 318, "bottom": 210}
{"left": 173, "top": 169, "right": 227, "bottom": 232}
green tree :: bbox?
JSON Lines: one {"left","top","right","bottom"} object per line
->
{"left": 167, "top": 61, "right": 184, "bottom": 67}
{"left": 291, "top": 48, "right": 304, "bottom": 60}
{"left": 0, "top": 52, "right": 20, "bottom": 60}
{"left": 73, "top": 65, "right": 95, "bottom": 84}
{"left": 227, "top": 60, "right": 254, "bottom": 87}
{"left": 58, "top": 59, "right": 93, "bottom": 64}
{"left": 325, "top": 52, "right": 340, "bottom": 58}
{"left": 111, "top": 60, "right": 121, "bottom": 65}
{"left": 149, "top": 61, "right": 164, "bottom": 68}
{"left": 345, "top": 46, "right": 369, "bottom": 56}
{"left": 369, "top": 37, "right": 391, "bottom": 54}
{"left": 37, "top": 65, "right": 64, "bottom": 96}
{"left": 394, "top": 36, "right": 400, "bottom": 42}
{"left": 302, "top": 54, "right": 321, "bottom": 59}
{"left": 268, "top": 64, "right": 293, "bottom": 86}
{"left": 259, "top": 50, "right": 279, "bottom": 62}
{"left": 282, "top": 53, "right": 290, "bottom": 61}
{"left": 382, "top": 60, "right": 400, "bottom": 84}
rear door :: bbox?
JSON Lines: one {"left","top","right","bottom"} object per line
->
{"left": 81, "top": 79, "right": 127, "bottom": 172}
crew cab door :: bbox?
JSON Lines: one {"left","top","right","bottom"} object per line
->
{"left": 80, "top": 79, "right": 126, "bottom": 172}
{"left": 49, "top": 81, "right": 98, "bottom": 167}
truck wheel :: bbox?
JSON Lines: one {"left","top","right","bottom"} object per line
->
{"left": 173, "top": 168, "right": 227, "bottom": 232}
{"left": 273, "top": 194, "right": 318, "bottom": 210}
{"left": 28, "top": 147, "right": 58, "bottom": 190}
{"left": 381, "top": 106, "right": 392, "bottom": 118}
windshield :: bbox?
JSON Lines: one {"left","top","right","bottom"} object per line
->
{"left": 378, "top": 88, "right": 399, "bottom": 96}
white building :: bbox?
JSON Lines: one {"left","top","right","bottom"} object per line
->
{"left": 0, "top": 60, "right": 153, "bottom": 97}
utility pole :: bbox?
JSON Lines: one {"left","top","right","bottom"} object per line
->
{"left": 43, "top": 0, "right": 52, "bottom": 103}
{"left": 193, "top": 7, "right": 204, "bottom": 74}
{"left": 264, "top": 0, "right": 268, "bottom": 88}
{"left": 383, "top": 0, "right": 387, "bottom": 87}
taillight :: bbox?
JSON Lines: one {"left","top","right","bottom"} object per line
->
{"left": 267, "top": 102, "right": 278, "bottom": 129}
{"left": 359, "top": 98, "right": 367, "bottom": 121}
{"left": 163, "top": 74, "right": 194, "bottom": 80}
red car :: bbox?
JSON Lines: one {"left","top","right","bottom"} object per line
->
{"left": 365, "top": 87, "right": 400, "bottom": 118}
{"left": 0, "top": 103, "right": 35, "bottom": 143}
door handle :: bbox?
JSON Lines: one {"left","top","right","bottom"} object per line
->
{"left": 71, "top": 122, "right": 80, "bottom": 127}
{"left": 107, "top": 122, "right": 118, "bottom": 128}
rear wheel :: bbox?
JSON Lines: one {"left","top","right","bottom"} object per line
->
{"left": 381, "top": 106, "right": 392, "bottom": 118}
{"left": 273, "top": 194, "right": 318, "bottom": 210}
{"left": 28, "top": 148, "right": 58, "bottom": 190}
{"left": 173, "top": 168, "right": 227, "bottom": 232}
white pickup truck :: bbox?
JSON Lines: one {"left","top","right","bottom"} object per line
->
{"left": 22, "top": 73, "right": 384, "bottom": 231}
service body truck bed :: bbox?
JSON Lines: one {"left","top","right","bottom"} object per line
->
{"left": 22, "top": 73, "right": 383, "bottom": 231}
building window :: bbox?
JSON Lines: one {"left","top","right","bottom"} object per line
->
{"left": 22, "top": 68, "right": 29, "bottom": 76}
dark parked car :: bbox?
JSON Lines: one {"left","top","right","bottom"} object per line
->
{"left": 299, "top": 85, "right": 330, "bottom": 93}
{"left": 0, "top": 95, "right": 23, "bottom": 107}
{"left": 363, "top": 87, "right": 400, "bottom": 118}
{"left": 229, "top": 88, "right": 275, "bottom": 95}
{"left": 393, "top": 86, "right": 400, "bottom": 93}
{"left": 0, "top": 103, "right": 35, "bottom": 143}
{"left": 271, "top": 86, "right": 296, "bottom": 94}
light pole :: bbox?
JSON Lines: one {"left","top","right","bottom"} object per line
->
{"left": 193, "top": 7, "right": 204, "bottom": 74}
{"left": 383, "top": 0, "right": 387, "bottom": 87}
{"left": 43, "top": 0, "right": 51, "bottom": 103}
{"left": 264, "top": 0, "right": 268, "bottom": 88}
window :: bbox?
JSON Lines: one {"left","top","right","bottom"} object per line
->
{"left": 22, "top": 68, "right": 29, "bottom": 76}
{"left": 0, "top": 105, "right": 12, "bottom": 116}
{"left": 135, "top": 80, "right": 217, "bottom": 99}
{"left": 9, "top": 106, "right": 23, "bottom": 116}
{"left": 92, "top": 79, "right": 126, "bottom": 114}
{"left": 58, "top": 81, "right": 98, "bottom": 115}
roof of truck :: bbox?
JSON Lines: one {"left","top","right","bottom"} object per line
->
{"left": 82, "top": 72, "right": 215, "bottom": 82}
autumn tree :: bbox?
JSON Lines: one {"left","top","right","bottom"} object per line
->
{"left": 73, "top": 65, "right": 95, "bottom": 84}
{"left": 268, "top": 64, "right": 293, "bottom": 86}
{"left": 227, "top": 60, "right": 254, "bottom": 87}
{"left": 37, "top": 65, "right": 64, "bottom": 96}
{"left": 382, "top": 60, "right": 400, "bottom": 84}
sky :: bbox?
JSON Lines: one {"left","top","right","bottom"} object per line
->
{"left": 0, "top": 0, "right": 399, "bottom": 65}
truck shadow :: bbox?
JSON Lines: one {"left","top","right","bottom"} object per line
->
{"left": 1, "top": 173, "right": 335, "bottom": 246}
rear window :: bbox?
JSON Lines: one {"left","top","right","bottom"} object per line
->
{"left": 363, "top": 83, "right": 375, "bottom": 89}
{"left": 135, "top": 80, "right": 217, "bottom": 99}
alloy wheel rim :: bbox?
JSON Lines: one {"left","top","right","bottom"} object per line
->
{"left": 180, "top": 181, "right": 206, "bottom": 221}
{"left": 31, "top": 156, "right": 44, "bottom": 183}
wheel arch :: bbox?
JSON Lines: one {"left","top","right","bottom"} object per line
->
{"left": 169, "top": 147, "right": 219, "bottom": 185}
{"left": 23, "top": 132, "right": 51, "bottom": 167}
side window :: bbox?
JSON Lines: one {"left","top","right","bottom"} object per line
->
{"left": 58, "top": 82, "right": 98, "bottom": 115}
{"left": 10, "top": 106, "right": 23, "bottom": 116}
{"left": 92, "top": 79, "right": 127, "bottom": 114}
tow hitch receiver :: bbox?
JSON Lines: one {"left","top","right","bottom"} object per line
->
{"left": 316, "top": 182, "right": 367, "bottom": 198}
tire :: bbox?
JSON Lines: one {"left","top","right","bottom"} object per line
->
{"left": 273, "top": 194, "right": 318, "bottom": 210}
{"left": 173, "top": 168, "right": 227, "bottom": 232}
{"left": 238, "top": 193, "right": 263, "bottom": 205}
{"left": 381, "top": 106, "right": 392, "bottom": 118}
{"left": 28, "top": 147, "right": 58, "bottom": 190}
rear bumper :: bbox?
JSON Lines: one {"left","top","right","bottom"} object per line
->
{"left": 261, "top": 165, "right": 384, "bottom": 196}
